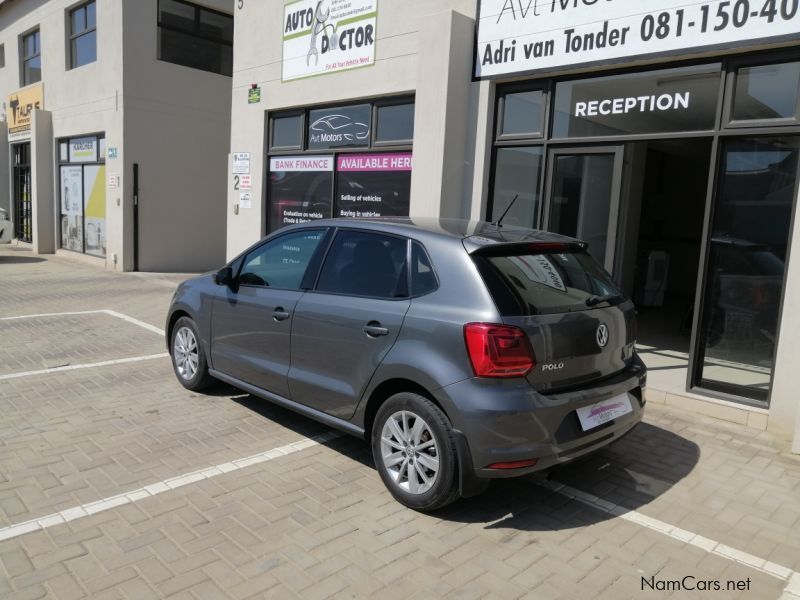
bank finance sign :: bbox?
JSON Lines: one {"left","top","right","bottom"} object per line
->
{"left": 283, "top": 0, "right": 377, "bottom": 82}
{"left": 475, "top": 0, "right": 800, "bottom": 78}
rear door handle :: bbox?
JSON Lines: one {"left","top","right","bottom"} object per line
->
{"left": 363, "top": 321, "right": 389, "bottom": 337}
{"left": 273, "top": 307, "right": 291, "bottom": 322}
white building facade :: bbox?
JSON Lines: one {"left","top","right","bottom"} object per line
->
{"left": 0, "top": 0, "right": 233, "bottom": 272}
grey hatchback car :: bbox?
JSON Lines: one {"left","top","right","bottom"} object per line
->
{"left": 166, "top": 218, "right": 646, "bottom": 510}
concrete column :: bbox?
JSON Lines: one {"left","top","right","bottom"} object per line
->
{"left": 0, "top": 122, "right": 9, "bottom": 220}
{"left": 770, "top": 176, "right": 800, "bottom": 448}
{"left": 31, "top": 110, "right": 55, "bottom": 254}
{"left": 410, "top": 10, "right": 477, "bottom": 219}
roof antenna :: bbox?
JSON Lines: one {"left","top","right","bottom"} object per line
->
{"left": 493, "top": 194, "right": 519, "bottom": 228}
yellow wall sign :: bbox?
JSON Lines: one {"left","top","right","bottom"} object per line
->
{"left": 6, "top": 83, "right": 44, "bottom": 142}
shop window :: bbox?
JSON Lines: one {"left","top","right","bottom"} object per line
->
{"left": 69, "top": 1, "right": 96, "bottom": 69}
{"left": 335, "top": 152, "right": 412, "bottom": 219}
{"left": 499, "top": 90, "right": 545, "bottom": 138}
{"left": 157, "top": 0, "right": 233, "bottom": 76}
{"left": 0, "top": 44, "right": 5, "bottom": 69}
{"left": 316, "top": 231, "right": 409, "bottom": 299}
{"left": 268, "top": 156, "right": 334, "bottom": 233}
{"left": 731, "top": 62, "right": 800, "bottom": 123}
{"left": 489, "top": 147, "right": 543, "bottom": 229}
{"left": 552, "top": 64, "right": 721, "bottom": 138}
{"left": 268, "top": 98, "right": 414, "bottom": 232}
{"left": 375, "top": 102, "right": 415, "bottom": 144}
{"left": 59, "top": 135, "right": 106, "bottom": 258}
{"left": 308, "top": 104, "right": 372, "bottom": 150}
{"left": 271, "top": 113, "right": 303, "bottom": 150}
{"left": 21, "top": 29, "right": 41, "bottom": 85}
{"left": 695, "top": 137, "right": 799, "bottom": 404}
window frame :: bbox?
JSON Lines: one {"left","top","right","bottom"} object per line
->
{"left": 371, "top": 96, "right": 416, "bottom": 148}
{"left": 20, "top": 28, "right": 41, "bottom": 86}
{"left": 496, "top": 84, "right": 549, "bottom": 142}
{"left": 723, "top": 54, "right": 800, "bottom": 129}
{"left": 268, "top": 110, "right": 305, "bottom": 152}
{"left": 311, "top": 227, "right": 412, "bottom": 301}
{"left": 237, "top": 228, "right": 329, "bottom": 292}
{"left": 157, "top": 0, "right": 233, "bottom": 76}
{"left": 68, "top": 1, "right": 97, "bottom": 70}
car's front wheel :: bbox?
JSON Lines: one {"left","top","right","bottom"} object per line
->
{"left": 170, "top": 317, "right": 214, "bottom": 391}
{"left": 371, "top": 392, "right": 461, "bottom": 511}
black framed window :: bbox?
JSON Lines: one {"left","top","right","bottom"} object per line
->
{"left": 58, "top": 135, "right": 107, "bottom": 257}
{"left": 69, "top": 1, "right": 97, "bottom": 69}
{"left": 374, "top": 101, "right": 415, "bottom": 145}
{"left": 0, "top": 44, "right": 6, "bottom": 69}
{"left": 157, "top": 0, "right": 233, "bottom": 76}
{"left": 731, "top": 61, "right": 800, "bottom": 123}
{"left": 498, "top": 89, "right": 545, "bottom": 138}
{"left": 21, "top": 29, "right": 41, "bottom": 85}
{"left": 267, "top": 97, "right": 415, "bottom": 233}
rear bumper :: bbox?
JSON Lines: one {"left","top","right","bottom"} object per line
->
{"left": 434, "top": 359, "right": 647, "bottom": 479}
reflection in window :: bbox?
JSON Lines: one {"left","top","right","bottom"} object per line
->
{"left": 732, "top": 62, "right": 800, "bottom": 121}
{"left": 157, "top": 0, "right": 233, "bottom": 76}
{"left": 22, "top": 30, "right": 41, "bottom": 85}
{"left": 501, "top": 90, "right": 544, "bottom": 137}
{"left": 70, "top": 1, "right": 97, "bottom": 69}
{"left": 375, "top": 103, "right": 415, "bottom": 143}
{"left": 240, "top": 230, "right": 325, "bottom": 289}
{"left": 490, "top": 147, "right": 543, "bottom": 229}
{"left": 695, "top": 137, "right": 799, "bottom": 403}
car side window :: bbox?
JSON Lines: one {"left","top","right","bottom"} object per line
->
{"left": 410, "top": 242, "right": 438, "bottom": 296}
{"left": 239, "top": 229, "right": 326, "bottom": 290}
{"left": 316, "top": 230, "right": 409, "bottom": 299}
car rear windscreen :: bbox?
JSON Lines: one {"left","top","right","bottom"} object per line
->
{"left": 473, "top": 248, "right": 623, "bottom": 316}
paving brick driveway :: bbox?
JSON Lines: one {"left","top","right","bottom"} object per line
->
{"left": 1, "top": 245, "right": 799, "bottom": 599}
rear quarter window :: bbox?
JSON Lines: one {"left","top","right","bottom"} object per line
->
{"left": 474, "top": 249, "right": 622, "bottom": 316}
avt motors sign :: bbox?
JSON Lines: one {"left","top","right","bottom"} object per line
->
{"left": 283, "top": 0, "right": 377, "bottom": 82}
{"left": 475, "top": 0, "right": 800, "bottom": 78}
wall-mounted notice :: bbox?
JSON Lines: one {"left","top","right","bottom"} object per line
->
{"left": 233, "top": 153, "right": 251, "bottom": 174}
{"left": 475, "top": 0, "right": 800, "bottom": 79}
{"left": 335, "top": 152, "right": 412, "bottom": 219}
{"left": 283, "top": 0, "right": 377, "bottom": 82}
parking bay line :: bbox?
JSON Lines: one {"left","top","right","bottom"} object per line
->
{"left": 537, "top": 478, "right": 800, "bottom": 594}
{"left": 0, "top": 353, "right": 170, "bottom": 382}
{"left": 0, "top": 309, "right": 165, "bottom": 336}
{"left": 0, "top": 431, "right": 344, "bottom": 543}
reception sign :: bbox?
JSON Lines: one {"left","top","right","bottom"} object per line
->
{"left": 475, "top": 0, "right": 800, "bottom": 79}
{"left": 283, "top": 0, "right": 377, "bottom": 82}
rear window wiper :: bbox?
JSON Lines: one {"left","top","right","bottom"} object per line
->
{"left": 586, "top": 293, "right": 622, "bottom": 307}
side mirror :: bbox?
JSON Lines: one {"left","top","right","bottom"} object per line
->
{"left": 215, "top": 266, "right": 234, "bottom": 287}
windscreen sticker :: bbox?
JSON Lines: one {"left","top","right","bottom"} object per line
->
{"left": 509, "top": 255, "right": 567, "bottom": 293}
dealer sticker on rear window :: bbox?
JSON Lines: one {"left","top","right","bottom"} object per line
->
{"left": 576, "top": 393, "right": 633, "bottom": 431}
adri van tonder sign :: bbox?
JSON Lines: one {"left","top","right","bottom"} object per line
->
{"left": 475, "top": 0, "right": 800, "bottom": 78}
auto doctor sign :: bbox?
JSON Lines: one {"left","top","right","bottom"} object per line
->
{"left": 475, "top": 0, "right": 800, "bottom": 78}
{"left": 283, "top": 0, "right": 377, "bottom": 82}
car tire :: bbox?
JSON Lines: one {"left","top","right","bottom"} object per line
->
{"left": 371, "top": 392, "right": 461, "bottom": 511}
{"left": 170, "top": 317, "right": 214, "bottom": 392}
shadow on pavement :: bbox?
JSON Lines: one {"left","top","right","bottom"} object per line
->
{"left": 0, "top": 255, "right": 47, "bottom": 264}
{"left": 230, "top": 389, "right": 700, "bottom": 531}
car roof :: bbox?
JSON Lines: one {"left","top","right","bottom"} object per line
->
{"left": 283, "top": 217, "right": 581, "bottom": 251}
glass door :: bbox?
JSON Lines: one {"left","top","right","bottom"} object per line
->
{"left": 692, "top": 136, "right": 800, "bottom": 404}
{"left": 543, "top": 146, "right": 624, "bottom": 273}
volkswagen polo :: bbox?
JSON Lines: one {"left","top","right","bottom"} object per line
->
{"left": 166, "top": 218, "right": 646, "bottom": 510}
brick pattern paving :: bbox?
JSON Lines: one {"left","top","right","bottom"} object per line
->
{"left": 1, "top": 246, "right": 799, "bottom": 599}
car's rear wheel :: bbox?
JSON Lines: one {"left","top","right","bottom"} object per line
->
{"left": 170, "top": 317, "right": 213, "bottom": 391}
{"left": 372, "top": 392, "right": 460, "bottom": 511}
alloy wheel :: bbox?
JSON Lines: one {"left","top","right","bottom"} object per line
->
{"left": 173, "top": 326, "right": 199, "bottom": 381}
{"left": 380, "top": 411, "right": 440, "bottom": 494}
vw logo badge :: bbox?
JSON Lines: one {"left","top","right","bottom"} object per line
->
{"left": 596, "top": 324, "right": 609, "bottom": 349}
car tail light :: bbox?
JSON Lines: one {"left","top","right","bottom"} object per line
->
{"left": 464, "top": 323, "right": 535, "bottom": 378}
